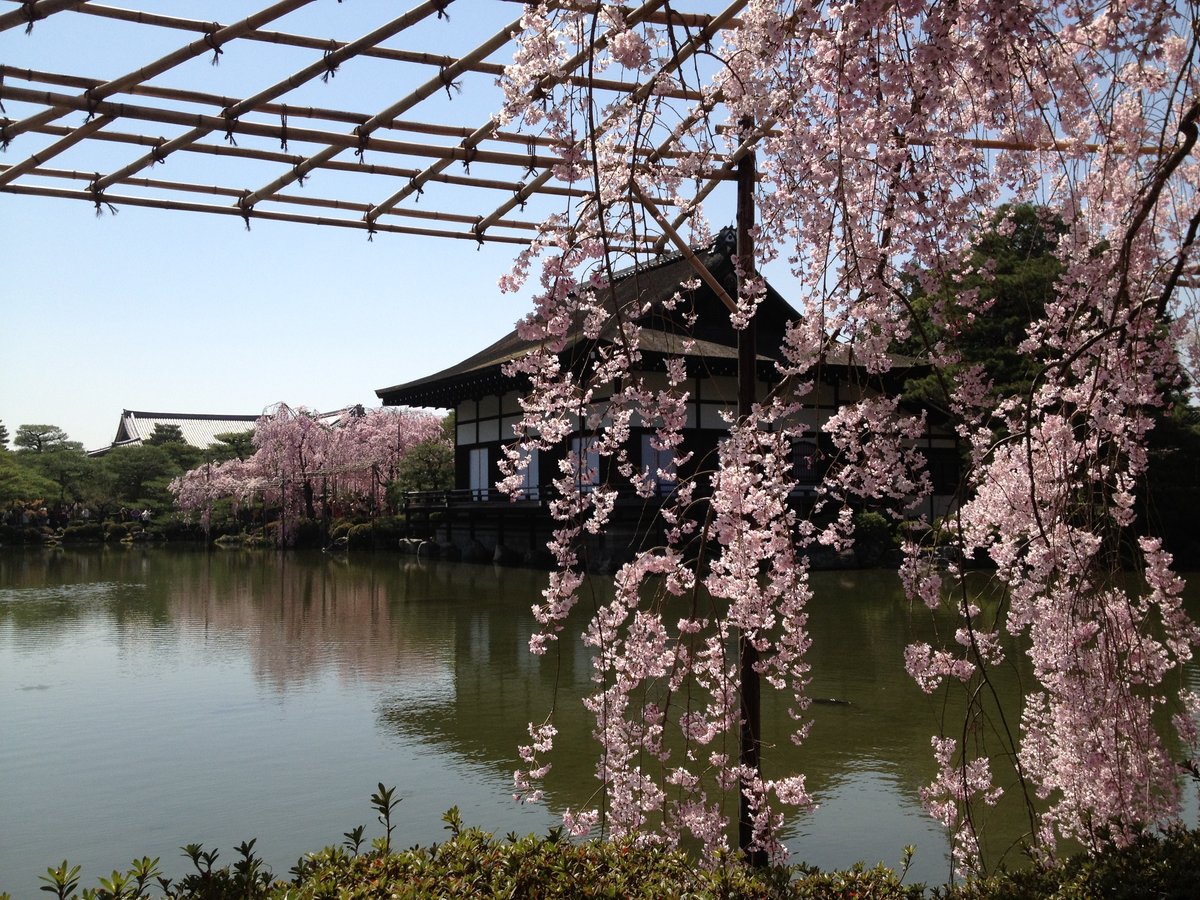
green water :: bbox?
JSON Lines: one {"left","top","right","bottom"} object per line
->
{"left": 0, "top": 546, "right": 1195, "bottom": 892}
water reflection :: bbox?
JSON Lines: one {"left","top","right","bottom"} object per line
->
{"left": 0, "top": 547, "right": 1196, "bottom": 892}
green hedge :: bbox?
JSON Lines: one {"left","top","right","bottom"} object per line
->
{"left": 19, "top": 819, "right": 1200, "bottom": 900}
{"left": 60, "top": 522, "right": 105, "bottom": 543}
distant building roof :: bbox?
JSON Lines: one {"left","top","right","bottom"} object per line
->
{"left": 92, "top": 410, "right": 260, "bottom": 455}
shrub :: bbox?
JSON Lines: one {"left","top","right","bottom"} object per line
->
{"left": 60, "top": 522, "right": 104, "bottom": 543}
{"left": 852, "top": 510, "right": 895, "bottom": 567}
{"left": 156, "top": 519, "right": 207, "bottom": 543}
{"left": 104, "top": 522, "right": 133, "bottom": 541}
{"left": 18, "top": 795, "right": 1200, "bottom": 899}
{"left": 346, "top": 523, "right": 375, "bottom": 549}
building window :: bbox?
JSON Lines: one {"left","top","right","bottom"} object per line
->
{"left": 515, "top": 447, "right": 540, "bottom": 500}
{"left": 469, "top": 447, "right": 489, "bottom": 500}
{"left": 793, "top": 440, "right": 819, "bottom": 485}
{"left": 570, "top": 436, "right": 600, "bottom": 492}
{"left": 641, "top": 433, "right": 677, "bottom": 495}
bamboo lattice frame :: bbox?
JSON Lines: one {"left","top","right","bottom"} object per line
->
{"left": 0, "top": 0, "right": 749, "bottom": 248}
{"left": 2, "top": 1, "right": 1191, "bottom": 267}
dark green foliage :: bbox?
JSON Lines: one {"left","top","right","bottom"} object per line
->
{"left": 901, "top": 204, "right": 1064, "bottom": 411}
{"left": 344, "top": 518, "right": 407, "bottom": 549}
{"left": 389, "top": 413, "right": 455, "bottom": 499}
{"left": 144, "top": 424, "right": 185, "bottom": 446}
{"left": 206, "top": 430, "right": 255, "bottom": 463}
{"left": 61, "top": 522, "right": 104, "bottom": 543}
{"left": 13, "top": 424, "right": 80, "bottom": 454}
{"left": 145, "top": 425, "right": 203, "bottom": 471}
{"left": 102, "top": 445, "right": 177, "bottom": 508}
{"left": 154, "top": 519, "right": 208, "bottom": 543}
{"left": 19, "top": 816, "right": 1200, "bottom": 899}
{"left": 0, "top": 420, "right": 9, "bottom": 451}
{"left": 936, "top": 826, "right": 1200, "bottom": 900}
{"left": 19, "top": 446, "right": 105, "bottom": 506}
{"left": 104, "top": 522, "right": 134, "bottom": 541}
{"left": 851, "top": 510, "right": 896, "bottom": 567}
{"left": 1139, "top": 407, "right": 1200, "bottom": 567}
{"left": 0, "top": 451, "right": 60, "bottom": 504}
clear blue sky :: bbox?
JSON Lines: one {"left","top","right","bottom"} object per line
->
{"left": 0, "top": 2, "right": 565, "bottom": 450}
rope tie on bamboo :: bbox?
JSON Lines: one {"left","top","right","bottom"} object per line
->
{"left": 433, "top": 0, "right": 450, "bottom": 20}
{"left": 89, "top": 174, "right": 116, "bottom": 217}
{"left": 526, "top": 138, "right": 537, "bottom": 176}
{"left": 0, "top": 121, "right": 9, "bottom": 152}
{"left": 364, "top": 209, "right": 378, "bottom": 242}
{"left": 291, "top": 156, "right": 307, "bottom": 187}
{"left": 439, "top": 66, "right": 462, "bottom": 100}
{"left": 238, "top": 191, "right": 253, "bottom": 231}
{"left": 473, "top": 219, "right": 485, "bottom": 249}
{"left": 223, "top": 110, "right": 238, "bottom": 146}
{"left": 0, "top": 71, "right": 6, "bottom": 115}
{"left": 408, "top": 175, "right": 424, "bottom": 202}
{"left": 322, "top": 40, "right": 339, "bottom": 82}
{"left": 84, "top": 88, "right": 100, "bottom": 123}
{"left": 460, "top": 141, "right": 477, "bottom": 175}
{"left": 354, "top": 125, "right": 370, "bottom": 163}
{"left": 151, "top": 137, "right": 168, "bottom": 165}
{"left": 279, "top": 106, "right": 289, "bottom": 151}
{"left": 21, "top": 1, "right": 40, "bottom": 35}
{"left": 204, "top": 24, "right": 224, "bottom": 66}
{"left": 514, "top": 182, "right": 527, "bottom": 212}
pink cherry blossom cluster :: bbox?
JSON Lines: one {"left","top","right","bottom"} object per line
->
{"left": 171, "top": 403, "right": 445, "bottom": 541}
{"left": 497, "top": 0, "right": 1200, "bottom": 870}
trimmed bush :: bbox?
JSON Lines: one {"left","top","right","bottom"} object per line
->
{"left": 852, "top": 510, "right": 895, "bottom": 567}
{"left": 104, "top": 522, "right": 134, "bottom": 541}
{"left": 60, "top": 522, "right": 104, "bottom": 543}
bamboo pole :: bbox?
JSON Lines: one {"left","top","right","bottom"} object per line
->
{"left": 4, "top": 66, "right": 691, "bottom": 157}
{"left": 3, "top": 180, "right": 653, "bottom": 250}
{"left": 631, "top": 181, "right": 737, "bottom": 313}
{"left": 10, "top": 163, "right": 547, "bottom": 231}
{"left": 0, "top": 84, "right": 573, "bottom": 170}
{"left": 0, "top": 114, "right": 114, "bottom": 187}
{"left": 10, "top": 119, "right": 605, "bottom": 200}
{"left": 716, "top": 123, "right": 1166, "bottom": 157}
{"left": 0, "top": 0, "right": 86, "bottom": 34}
{"left": 0, "top": 181, "right": 536, "bottom": 243}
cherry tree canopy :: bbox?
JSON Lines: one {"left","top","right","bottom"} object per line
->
{"left": 7, "top": 0, "right": 1200, "bottom": 874}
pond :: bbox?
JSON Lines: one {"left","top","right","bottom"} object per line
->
{"left": 1, "top": 546, "right": 1196, "bottom": 893}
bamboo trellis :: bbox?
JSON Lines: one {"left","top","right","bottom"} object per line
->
{"left": 0, "top": 0, "right": 746, "bottom": 248}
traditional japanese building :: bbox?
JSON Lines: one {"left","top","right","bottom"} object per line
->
{"left": 377, "top": 231, "right": 959, "bottom": 564}
{"left": 89, "top": 410, "right": 261, "bottom": 456}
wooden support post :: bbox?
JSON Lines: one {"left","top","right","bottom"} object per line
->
{"left": 735, "top": 118, "right": 767, "bottom": 867}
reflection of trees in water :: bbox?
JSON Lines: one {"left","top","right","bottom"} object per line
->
{"left": 377, "top": 562, "right": 601, "bottom": 812}
{"left": 371, "top": 567, "right": 1032, "bottom": 855}
{"left": 5, "top": 548, "right": 1196, "bottom": 869}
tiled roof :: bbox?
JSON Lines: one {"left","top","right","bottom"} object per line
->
{"left": 110, "top": 410, "right": 259, "bottom": 451}
{"left": 376, "top": 232, "right": 804, "bottom": 408}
